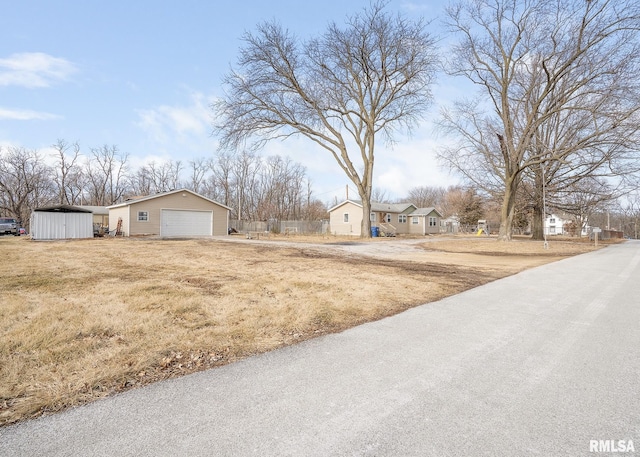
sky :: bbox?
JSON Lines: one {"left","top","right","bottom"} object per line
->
{"left": 1, "top": 0, "right": 464, "bottom": 205}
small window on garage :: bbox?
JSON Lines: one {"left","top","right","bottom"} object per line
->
{"left": 138, "top": 211, "right": 149, "bottom": 222}
{"left": 398, "top": 215, "right": 407, "bottom": 223}
{"left": 412, "top": 216, "right": 419, "bottom": 225}
{"left": 343, "top": 213, "right": 349, "bottom": 223}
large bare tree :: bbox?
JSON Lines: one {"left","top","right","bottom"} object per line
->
{"left": 213, "top": 1, "right": 439, "bottom": 237}
{"left": 439, "top": 0, "right": 640, "bottom": 240}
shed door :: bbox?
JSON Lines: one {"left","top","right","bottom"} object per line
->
{"left": 161, "top": 209, "right": 212, "bottom": 237}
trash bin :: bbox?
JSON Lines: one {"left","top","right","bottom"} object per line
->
{"left": 371, "top": 226, "right": 379, "bottom": 237}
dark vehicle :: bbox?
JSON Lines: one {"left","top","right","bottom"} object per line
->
{"left": 0, "top": 217, "right": 19, "bottom": 236}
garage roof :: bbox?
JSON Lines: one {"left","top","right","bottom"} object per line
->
{"left": 107, "top": 188, "right": 232, "bottom": 210}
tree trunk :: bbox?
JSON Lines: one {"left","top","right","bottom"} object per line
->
{"left": 530, "top": 164, "right": 545, "bottom": 240}
{"left": 361, "top": 197, "right": 372, "bottom": 238}
{"left": 497, "top": 177, "right": 518, "bottom": 241}
{"left": 358, "top": 138, "right": 375, "bottom": 239}
{"left": 531, "top": 203, "right": 544, "bottom": 240}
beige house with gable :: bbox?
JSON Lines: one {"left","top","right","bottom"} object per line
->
{"left": 407, "top": 207, "right": 443, "bottom": 235}
{"left": 107, "top": 189, "right": 230, "bottom": 237}
{"left": 329, "top": 199, "right": 440, "bottom": 236}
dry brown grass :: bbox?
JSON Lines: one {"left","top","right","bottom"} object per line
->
{"left": 0, "top": 234, "right": 608, "bottom": 426}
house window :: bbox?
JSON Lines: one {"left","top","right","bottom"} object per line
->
{"left": 550, "top": 226, "right": 556, "bottom": 234}
{"left": 429, "top": 216, "right": 437, "bottom": 227}
{"left": 385, "top": 214, "right": 391, "bottom": 223}
{"left": 370, "top": 213, "right": 376, "bottom": 222}
{"left": 398, "top": 215, "right": 407, "bottom": 223}
{"left": 343, "top": 213, "right": 349, "bottom": 223}
{"left": 412, "top": 216, "right": 419, "bottom": 225}
{"left": 549, "top": 218, "right": 556, "bottom": 223}
{"left": 138, "top": 211, "right": 148, "bottom": 222}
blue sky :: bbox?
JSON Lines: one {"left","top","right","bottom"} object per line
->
{"left": 2, "top": 0, "right": 462, "bottom": 204}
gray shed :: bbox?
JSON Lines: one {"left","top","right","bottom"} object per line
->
{"left": 30, "top": 205, "right": 93, "bottom": 240}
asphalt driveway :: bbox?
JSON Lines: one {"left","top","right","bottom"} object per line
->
{"left": 2, "top": 241, "right": 639, "bottom": 456}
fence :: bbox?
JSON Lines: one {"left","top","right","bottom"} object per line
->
{"left": 230, "top": 220, "right": 330, "bottom": 235}
{"left": 589, "top": 229, "right": 624, "bottom": 240}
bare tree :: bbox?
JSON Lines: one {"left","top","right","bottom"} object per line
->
{"left": 256, "top": 155, "right": 306, "bottom": 222}
{"left": 406, "top": 185, "right": 446, "bottom": 209}
{"left": 553, "top": 177, "right": 616, "bottom": 237}
{"left": 186, "top": 157, "right": 211, "bottom": 194}
{"left": 208, "top": 151, "right": 235, "bottom": 209}
{"left": 371, "top": 187, "right": 391, "bottom": 204}
{"left": 0, "top": 146, "right": 54, "bottom": 230}
{"left": 51, "top": 139, "right": 84, "bottom": 205}
{"left": 440, "top": 0, "right": 640, "bottom": 240}
{"left": 85, "top": 145, "right": 129, "bottom": 205}
{"left": 128, "top": 166, "right": 153, "bottom": 197}
{"left": 214, "top": 1, "right": 439, "bottom": 237}
{"left": 232, "top": 150, "right": 261, "bottom": 224}
{"left": 617, "top": 192, "right": 640, "bottom": 239}
{"left": 145, "top": 160, "right": 183, "bottom": 194}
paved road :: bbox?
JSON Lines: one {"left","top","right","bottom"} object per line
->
{"left": 2, "top": 242, "right": 639, "bottom": 456}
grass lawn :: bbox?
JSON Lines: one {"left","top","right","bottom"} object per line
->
{"left": 0, "top": 234, "right": 608, "bottom": 426}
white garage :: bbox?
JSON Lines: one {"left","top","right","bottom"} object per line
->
{"left": 161, "top": 209, "right": 213, "bottom": 237}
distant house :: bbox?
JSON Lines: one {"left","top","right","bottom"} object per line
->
{"left": 107, "top": 189, "right": 231, "bottom": 237}
{"left": 544, "top": 214, "right": 565, "bottom": 235}
{"left": 328, "top": 200, "right": 367, "bottom": 236}
{"left": 30, "top": 205, "right": 93, "bottom": 240}
{"left": 370, "top": 202, "right": 417, "bottom": 236}
{"left": 328, "top": 199, "right": 442, "bottom": 236}
{"left": 407, "top": 207, "right": 443, "bottom": 236}
{"left": 544, "top": 213, "right": 589, "bottom": 237}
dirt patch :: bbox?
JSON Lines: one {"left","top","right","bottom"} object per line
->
{"left": 0, "top": 234, "right": 612, "bottom": 426}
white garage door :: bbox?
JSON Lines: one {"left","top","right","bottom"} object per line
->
{"left": 161, "top": 209, "right": 213, "bottom": 237}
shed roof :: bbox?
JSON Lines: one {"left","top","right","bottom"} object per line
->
{"left": 34, "top": 204, "right": 92, "bottom": 213}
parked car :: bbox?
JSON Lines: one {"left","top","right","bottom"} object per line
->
{"left": 0, "top": 217, "right": 19, "bottom": 236}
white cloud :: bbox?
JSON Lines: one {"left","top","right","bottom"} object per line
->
{"left": 0, "top": 52, "right": 77, "bottom": 88}
{"left": 400, "top": 2, "right": 435, "bottom": 13}
{"left": 375, "top": 131, "right": 460, "bottom": 198}
{"left": 0, "top": 107, "right": 62, "bottom": 121}
{"left": 135, "top": 92, "right": 212, "bottom": 145}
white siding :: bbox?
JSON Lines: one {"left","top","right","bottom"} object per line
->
{"left": 30, "top": 212, "right": 93, "bottom": 240}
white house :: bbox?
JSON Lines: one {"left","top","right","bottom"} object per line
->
{"left": 544, "top": 213, "right": 589, "bottom": 236}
